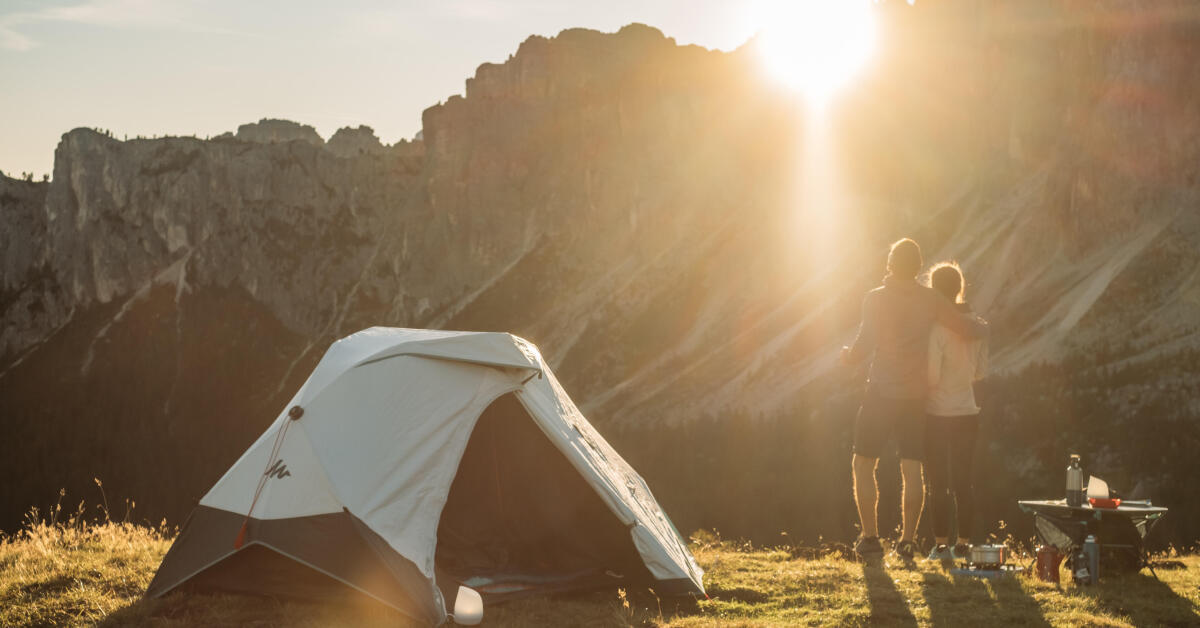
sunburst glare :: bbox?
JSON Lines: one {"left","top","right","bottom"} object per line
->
{"left": 754, "top": 0, "right": 878, "bottom": 105}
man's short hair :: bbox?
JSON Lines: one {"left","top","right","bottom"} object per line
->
{"left": 887, "top": 238, "right": 922, "bottom": 279}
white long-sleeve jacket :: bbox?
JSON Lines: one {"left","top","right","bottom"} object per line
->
{"left": 926, "top": 320, "right": 988, "bottom": 416}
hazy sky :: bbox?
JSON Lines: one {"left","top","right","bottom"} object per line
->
{"left": 0, "top": 0, "right": 764, "bottom": 177}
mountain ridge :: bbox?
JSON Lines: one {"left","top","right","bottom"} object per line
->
{"left": 3, "top": 5, "right": 1199, "bottom": 539}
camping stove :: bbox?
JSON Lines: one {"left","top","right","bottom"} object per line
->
{"left": 967, "top": 544, "right": 1008, "bottom": 569}
{"left": 952, "top": 544, "right": 1026, "bottom": 579}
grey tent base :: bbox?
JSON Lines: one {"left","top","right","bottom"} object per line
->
{"left": 145, "top": 506, "right": 443, "bottom": 624}
{"left": 146, "top": 392, "right": 701, "bottom": 623}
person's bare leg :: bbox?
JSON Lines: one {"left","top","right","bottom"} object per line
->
{"left": 900, "top": 458, "right": 924, "bottom": 542}
{"left": 853, "top": 454, "right": 879, "bottom": 538}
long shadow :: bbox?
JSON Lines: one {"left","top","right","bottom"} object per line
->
{"left": 988, "top": 573, "right": 1053, "bottom": 627}
{"left": 921, "top": 569, "right": 991, "bottom": 628}
{"left": 96, "top": 595, "right": 159, "bottom": 627}
{"left": 862, "top": 564, "right": 919, "bottom": 627}
{"left": 922, "top": 568, "right": 1051, "bottom": 628}
{"left": 1090, "top": 571, "right": 1200, "bottom": 626}
{"left": 98, "top": 591, "right": 418, "bottom": 627}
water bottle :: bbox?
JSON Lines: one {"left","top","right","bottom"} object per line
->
{"left": 1066, "top": 454, "right": 1083, "bottom": 507}
{"left": 1072, "top": 548, "right": 1090, "bottom": 585}
{"left": 1075, "top": 547, "right": 1094, "bottom": 588}
{"left": 1083, "top": 535, "right": 1099, "bottom": 584}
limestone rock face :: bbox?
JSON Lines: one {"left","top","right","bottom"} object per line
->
{"left": 0, "top": 175, "right": 47, "bottom": 292}
{"left": 1, "top": 7, "right": 1199, "bottom": 534}
{"left": 37, "top": 128, "right": 425, "bottom": 337}
{"left": 235, "top": 118, "right": 325, "bottom": 146}
{"left": 326, "top": 126, "right": 386, "bottom": 158}
{"left": 0, "top": 175, "right": 68, "bottom": 362}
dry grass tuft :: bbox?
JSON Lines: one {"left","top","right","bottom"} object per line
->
{"left": 1, "top": 490, "right": 172, "bottom": 627}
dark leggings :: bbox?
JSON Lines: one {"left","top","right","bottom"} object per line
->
{"left": 924, "top": 414, "right": 979, "bottom": 541}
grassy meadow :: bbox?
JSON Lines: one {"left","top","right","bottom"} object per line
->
{"left": 2, "top": 499, "right": 1198, "bottom": 627}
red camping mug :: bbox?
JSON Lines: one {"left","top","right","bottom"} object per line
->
{"left": 1035, "top": 545, "right": 1064, "bottom": 583}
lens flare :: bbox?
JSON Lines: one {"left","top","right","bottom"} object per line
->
{"left": 755, "top": 0, "right": 878, "bottom": 105}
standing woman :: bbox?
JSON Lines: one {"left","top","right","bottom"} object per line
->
{"left": 924, "top": 262, "right": 988, "bottom": 561}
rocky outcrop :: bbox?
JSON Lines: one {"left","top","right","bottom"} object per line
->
{"left": 37, "top": 128, "right": 425, "bottom": 335}
{"left": 0, "top": 174, "right": 66, "bottom": 364}
{"left": 326, "top": 125, "right": 386, "bottom": 158}
{"left": 235, "top": 118, "right": 324, "bottom": 146}
{"left": 0, "top": 175, "right": 48, "bottom": 292}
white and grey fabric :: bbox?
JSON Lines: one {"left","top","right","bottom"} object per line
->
{"left": 145, "top": 327, "right": 704, "bottom": 625}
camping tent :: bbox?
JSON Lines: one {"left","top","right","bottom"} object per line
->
{"left": 145, "top": 327, "right": 704, "bottom": 624}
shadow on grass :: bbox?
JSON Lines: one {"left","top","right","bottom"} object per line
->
{"left": 95, "top": 595, "right": 160, "bottom": 627}
{"left": 704, "top": 584, "right": 769, "bottom": 604}
{"left": 18, "top": 575, "right": 77, "bottom": 598}
{"left": 1088, "top": 571, "right": 1200, "bottom": 626}
{"left": 989, "top": 575, "right": 1052, "bottom": 627}
{"left": 483, "top": 585, "right": 700, "bottom": 627}
{"left": 923, "top": 568, "right": 1051, "bottom": 628}
{"left": 862, "top": 564, "right": 918, "bottom": 627}
{"left": 922, "top": 569, "right": 988, "bottom": 628}
{"left": 97, "top": 591, "right": 420, "bottom": 627}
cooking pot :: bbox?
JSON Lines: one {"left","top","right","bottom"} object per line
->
{"left": 969, "top": 544, "right": 1007, "bottom": 567}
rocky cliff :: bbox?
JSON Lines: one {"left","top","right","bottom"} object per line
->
{"left": 2, "top": 6, "right": 1198, "bottom": 541}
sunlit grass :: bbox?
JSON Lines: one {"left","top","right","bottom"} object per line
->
{"left": 3, "top": 497, "right": 1198, "bottom": 627}
{"left": 0, "top": 489, "right": 172, "bottom": 627}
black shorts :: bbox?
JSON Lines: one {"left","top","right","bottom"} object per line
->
{"left": 853, "top": 389, "right": 925, "bottom": 461}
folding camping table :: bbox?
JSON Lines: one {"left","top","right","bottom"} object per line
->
{"left": 1017, "top": 499, "right": 1168, "bottom": 578}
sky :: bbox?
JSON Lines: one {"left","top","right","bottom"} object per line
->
{"left": 0, "top": 0, "right": 765, "bottom": 177}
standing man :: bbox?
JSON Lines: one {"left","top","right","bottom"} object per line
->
{"left": 840, "top": 238, "right": 988, "bottom": 561}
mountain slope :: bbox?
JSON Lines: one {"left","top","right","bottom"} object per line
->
{"left": 2, "top": 6, "right": 1199, "bottom": 540}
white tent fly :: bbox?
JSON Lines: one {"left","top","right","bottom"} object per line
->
{"left": 146, "top": 327, "right": 704, "bottom": 625}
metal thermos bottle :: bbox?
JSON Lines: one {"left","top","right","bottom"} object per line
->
{"left": 1066, "top": 455, "right": 1084, "bottom": 507}
{"left": 1084, "top": 535, "right": 1100, "bottom": 584}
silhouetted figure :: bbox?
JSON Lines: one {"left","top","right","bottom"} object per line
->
{"left": 840, "top": 238, "right": 987, "bottom": 561}
{"left": 923, "top": 261, "right": 988, "bottom": 561}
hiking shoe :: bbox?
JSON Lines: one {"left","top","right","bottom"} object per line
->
{"left": 854, "top": 536, "right": 884, "bottom": 560}
{"left": 894, "top": 539, "right": 918, "bottom": 560}
{"left": 927, "top": 544, "right": 953, "bottom": 561}
{"left": 952, "top": 542, "right": 972, "bottom": 561}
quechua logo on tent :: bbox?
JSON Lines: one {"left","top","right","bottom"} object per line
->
{"left": 265, "top": 459, "right": 292, "bottom": 479}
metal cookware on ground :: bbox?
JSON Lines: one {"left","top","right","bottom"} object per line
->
{"left": 968, "top": 544, "right": 1007, "bottom": 568}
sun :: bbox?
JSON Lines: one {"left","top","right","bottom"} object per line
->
{"left": 755, "top": 0, "right": 878, "bottom": 105}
